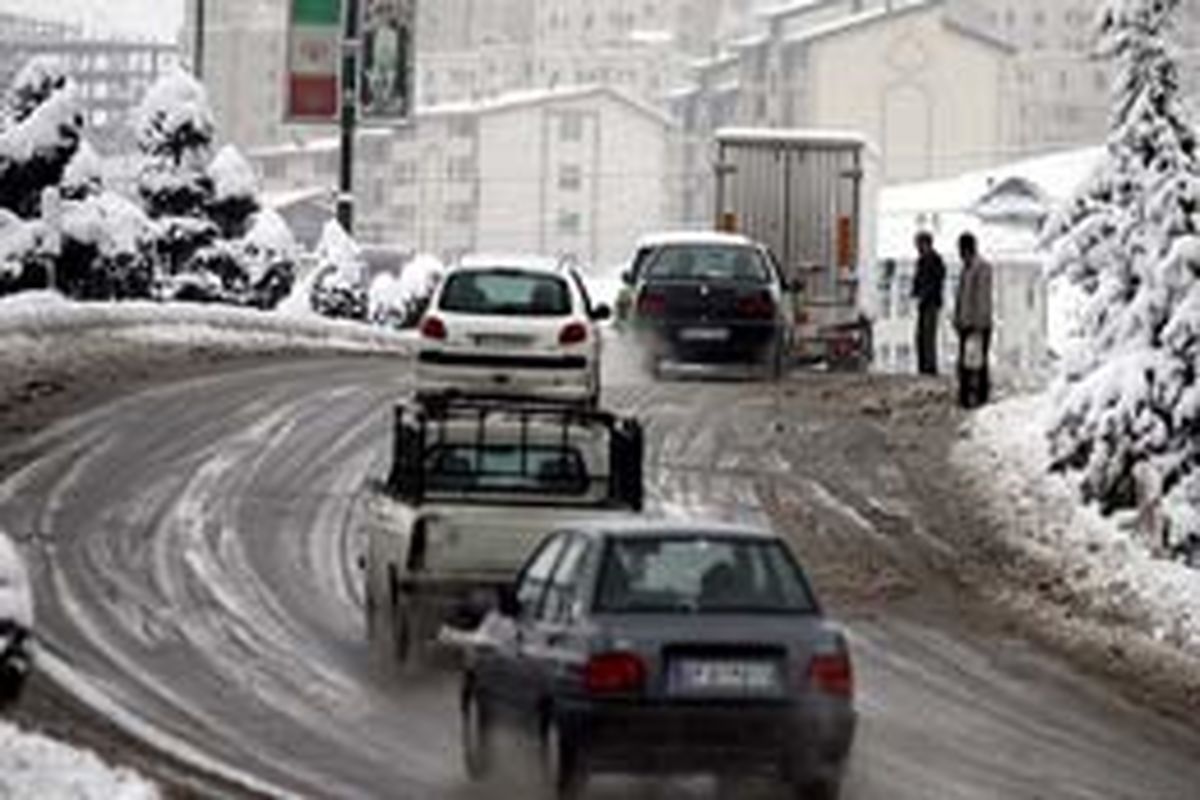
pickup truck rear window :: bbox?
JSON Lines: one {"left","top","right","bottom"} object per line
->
{"left": 594, "top": 536, "right": 817, "bottom": 614}
{"left": 643, "top": 245, "right": 770, "bottom": 284}
{"left": 439, "top": 270, "right": 572, "bottom": 316}
{"left": 425, "top": 444, "right": 590, "bottom": 495}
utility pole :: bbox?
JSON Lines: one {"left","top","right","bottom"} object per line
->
{"left": 193, "top": 0, "right": 205, "bottom": 79}
{"left": 338, "top": 0, "right": 360, "bottom": 234}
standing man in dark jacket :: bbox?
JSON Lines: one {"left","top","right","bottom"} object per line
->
{"left": 911, "top": 232, "right": 945, "bottom": 375}
{"left": 953, "top": 232, "right": 994, "bottom": 409}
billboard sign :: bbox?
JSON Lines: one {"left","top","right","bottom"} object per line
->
{"left": 286, "top": 0, "right": 343, "bottom": 122}
{"left": 359, "top": 0, "right": 414, "bottom": 123}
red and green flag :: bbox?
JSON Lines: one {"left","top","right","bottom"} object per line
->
{"left": 287, "top": 0, "right": 342, "bottom": 121}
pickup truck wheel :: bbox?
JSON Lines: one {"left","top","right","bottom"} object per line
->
{"left": 461, "top": 683, "right": 493, "bottom": 780}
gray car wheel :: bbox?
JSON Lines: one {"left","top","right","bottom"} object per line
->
{"left": 789, "top": 777, "right": 841, "bottom": 800}
{"left": 542, "top": 714, "right": 584, "bottom": 800}
{"left": 461, "top": 684, "right": 492, "bottom": 780}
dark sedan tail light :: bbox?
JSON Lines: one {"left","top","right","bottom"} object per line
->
{"left": 807, "top": 651, "right": 854, "bottom": 698}
{"left": 636, "top": 291, "right": 667, "bottom": 317}
{"left": 559, "top": 321, "right": 589, "bottom": 345}
{"left": 584, "top": 651, "right": 646, "bottom": 694}
{"left": 420, "top": 315, "right": 447, "bottom": 340}
{"left": 735, "top": 292, "right": 776, "bottom": 320}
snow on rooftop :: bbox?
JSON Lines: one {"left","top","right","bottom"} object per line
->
{"left": 783, "top": 0, "right": 933, "bottom": 45}
{"left": 716, "top": 126, "right": 869, "bottom": 148}
{"left": 634, "top": 230, "right": 755, "bottom": 248}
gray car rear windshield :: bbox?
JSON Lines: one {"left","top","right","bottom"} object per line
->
{"left": 439, "top": 269, "right": 572, "bottom": 316}
{"left": 594, "top": 536, "right": 817, "bottom": 614}
{"left": 643, "top": 245, "right": 771, "bottom": 284}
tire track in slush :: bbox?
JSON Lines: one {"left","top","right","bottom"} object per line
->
{"left": 0, "top": 362, "right": 1196, "bottom": 799}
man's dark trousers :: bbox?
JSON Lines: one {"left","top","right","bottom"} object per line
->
{"left": 916, "top": 305, "right": 939, "bottom": 375}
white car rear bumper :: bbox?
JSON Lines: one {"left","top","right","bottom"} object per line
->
{"left": 417, "top": 351, "right": 595, "bottom": 401}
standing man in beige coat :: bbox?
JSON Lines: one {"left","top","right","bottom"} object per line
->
{"left": 953, "top": 232, "right": 994, "bottom": 409}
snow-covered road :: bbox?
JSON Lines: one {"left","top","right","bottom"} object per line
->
{"left": 1, "top": 358, "right": 1199, "bottom": 798}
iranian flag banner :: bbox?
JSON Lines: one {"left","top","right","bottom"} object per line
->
{"left": 287, "top": 0, "right": 342, "bottom": 121}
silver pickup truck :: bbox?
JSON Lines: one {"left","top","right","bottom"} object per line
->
{"left": 360, "top": 393, "right": 643, "bottom": 668}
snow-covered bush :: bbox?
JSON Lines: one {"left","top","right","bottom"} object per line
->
{"left": 0, "top": 57, "right": 83, "bottom": 220}
{"left": 368, "top": 253, "right": 443, "bottom": 328}
{"left": 311, "top": 220, "right": 368, "bottom": 320}
{"left": 133, "top": 70, "right": 296, "bottom": 308}
{"left": 1043, "top": 0, "right": 1200, "bottom": 560}
{"left": 0, "top": 211, "right": 52, "bottom": 296}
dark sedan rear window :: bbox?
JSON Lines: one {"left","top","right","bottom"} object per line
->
{"left": 594, "top": 536, "right": 817, "bottom": 614}
{"left": 643, "top": 245, "right": 770, "bottom": 284}
{"left": 439, "top": 269, "right": 572, "bottom": 316}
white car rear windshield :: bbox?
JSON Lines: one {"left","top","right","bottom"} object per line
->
{"left": 644, "top": 245, "right": 770, "bottom": 284}
{"left": 440, "top": 269, "right": 572, "bottom": 316}
{"left": 595, "top": 537, "right": 816, "bottom": 614}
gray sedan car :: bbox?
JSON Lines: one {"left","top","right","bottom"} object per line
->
{"left": 460, "top": 521, "right": 856, "bottom": 799}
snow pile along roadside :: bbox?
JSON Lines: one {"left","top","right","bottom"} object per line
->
{"left": 0, "top": 290, "right": 414, "bottom": 355}
{"left": 953, "top": 393, "right": 1200, "bottom": 657}
{"left": 0, "top": 720, "right": 158, "bottom": 800}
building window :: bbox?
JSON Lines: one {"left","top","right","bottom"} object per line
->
{"left": 395, "top": 204, "right": 417, "bottom": 230}
{"left": 395, "top": 160, "right": 417, "bottom": 185}
{"left": 445, "top": 202, "right": 475, "bottom": 224}
{"left": 449, "top": 116, "right": 477, "bottom": 139}
{"left": 558, "top": 164, "right": 582, "bottom": 191}
{"left": 557, "top": 209, "right": 582, "bottom": 235}
{"left": 447, "top": 156, "right": 475, "bottom": 181}
{"left": 559, "top": 111, "right": 584, "bottom": 142}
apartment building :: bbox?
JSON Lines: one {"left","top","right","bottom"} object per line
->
{"left": 251, "top": 85, "right": 673, "bottom": 267}
{"left": 956, "top": 0, "right": 1200, "bottom": 153}
{"left": 670, "top": 0, "right": 1014, "bottom": 227}
{"left": 182, "top": 0, "right": 291, "bottom": 150}
{"left": 0, "top": 11, "right": 179, "bottom": 153}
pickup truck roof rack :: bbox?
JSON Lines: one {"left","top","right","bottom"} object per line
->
{"left": 388, "top": 390, "right": 643, "bottom": 510}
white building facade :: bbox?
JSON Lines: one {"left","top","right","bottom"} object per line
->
{"left": 251, "top": 86, "right": 673, "bottom": 267}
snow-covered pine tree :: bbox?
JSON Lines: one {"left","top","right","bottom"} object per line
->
{"left": 0, "top": 57, "right": 84, "bottom": 219}
{"left": 311, "top": 220, "right": 368, "bottom": 320}
{"left": 134, "top": 68, "right": 220, "bottom": 299}
{"left": 58, "top": 143, "right": 155, "bottom": 300}
{"left": 1043, "top": 0, "right": 1200, "bottom": 558}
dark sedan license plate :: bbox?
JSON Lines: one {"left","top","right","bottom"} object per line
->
{"left": 678, "top": 327, "right": 730, "bottom": 343}
{"left": 673, "top": 659, "right": 780, "bottom": 694}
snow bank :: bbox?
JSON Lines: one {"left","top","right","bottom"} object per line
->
{"left": 0, "top": 720, "right": 157, "bottom": 800}
{"left": 0, "top": 291, "right": 413, "bottom": 355}
{"left": 953, "top": 392, "right": 1200, "bottom": 656}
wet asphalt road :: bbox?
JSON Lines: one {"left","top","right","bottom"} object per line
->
{"left": 1, "top": 356, "right": 1199, "bottom": 799}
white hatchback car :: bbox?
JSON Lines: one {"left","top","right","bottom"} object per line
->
{"left": 416, "top": 256, "right": 610, "bottom": 405}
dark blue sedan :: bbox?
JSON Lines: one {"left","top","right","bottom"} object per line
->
{"left": 460, "top": 521, "right": 856, "bottom": 799}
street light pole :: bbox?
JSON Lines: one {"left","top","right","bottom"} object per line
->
{"left": 194, "top": 0, "right": 205, "bottom": 79}
{"left": 337, "top": 0, "right": 360, "bottom": 234}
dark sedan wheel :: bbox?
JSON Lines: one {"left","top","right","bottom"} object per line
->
{"left": 542, "top": 715, "right": 585, "bottom": 800}
{"left": 461, "top": 684, "right": 493, "bottom": 781}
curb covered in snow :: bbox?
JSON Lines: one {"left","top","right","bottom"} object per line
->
{"left": 952, "top": 393, "right": 1200, "bottom": 658}
{"left": 0, "top": 292, "right": 415, "bottom": 356}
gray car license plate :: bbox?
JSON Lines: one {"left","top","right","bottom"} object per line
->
{"left": 473, "top": 334, "right": 534, "bottom": 348}
{"left": 672, "top": 659, "right": 780, "bottom": 694}
{"left": 679, "top": 327, "right": 730, "bottom": 343}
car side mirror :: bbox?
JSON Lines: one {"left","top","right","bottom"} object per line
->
{"left": 620, "top": 270, "right": 634, "bottom": 286}
{"left": 592, "top": 303, "right": 613, "bottom": 322}
{"left": 496, "top": 584, "right": 521, "bottom": 618}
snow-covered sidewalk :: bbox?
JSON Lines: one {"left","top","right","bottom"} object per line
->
{"left": 0, "top": 719, "right": 158, "bottom": 800}
{"left": 953, "top": 393, "right": 1200, "bottom": 658}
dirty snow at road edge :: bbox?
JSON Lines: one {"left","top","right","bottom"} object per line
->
{"left": 953, "top": 392, "right": 1200, "bottom": 657}
{"left": 0, "top": 719, "right": 158, "bottom": 800}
